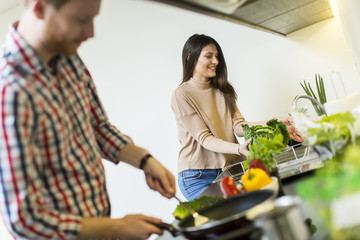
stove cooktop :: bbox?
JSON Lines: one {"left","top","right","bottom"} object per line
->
{"left": 155, "top": 223, "right": 262, "bottom": 240}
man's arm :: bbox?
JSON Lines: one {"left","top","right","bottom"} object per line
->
{"left": 84, "top": 68, "right": 175, "bottom": 198}
{"left": 0, "top": 81, "right": 83, "bottom": 239}
{"left": 77, "top": 215, "right": 164, "bottom": 240}
{"left": 117, "top": 143, "right": 176, "bottom": 198}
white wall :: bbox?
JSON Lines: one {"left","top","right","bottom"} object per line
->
{"left": 1, "top": 0, "right": 360, "bottom": 239}
{"left": 336, "top": 0, "right": 360, "bottom": 78}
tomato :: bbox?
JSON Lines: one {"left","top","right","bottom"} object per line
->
{"left": 220, "top": 176, "right": 241, "bottom": 197}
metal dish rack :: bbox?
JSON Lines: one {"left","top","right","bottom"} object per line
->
{"left": 214, "top": 143, "right": 323, "bottom": 183}
{"left": 275, "top": 143, "right": 323, "bottom": 179}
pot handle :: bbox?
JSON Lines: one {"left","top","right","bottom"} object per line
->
{"left": 245, "top": 200, "right": 275, "bottom": 220}
{"left": 154, "top": 222, "right": 181, "bottom": 237}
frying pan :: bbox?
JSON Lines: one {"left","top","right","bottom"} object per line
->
{"left": 158, "top": 190, "right": 276, "bottom": 240}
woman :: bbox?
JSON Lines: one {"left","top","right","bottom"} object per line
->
{"left": 171, "top": 34, "right": 302, "bottom": 201}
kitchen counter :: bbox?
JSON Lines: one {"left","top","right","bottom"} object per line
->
{"left": 155, "top": 170, "right": 327, "bottom": 240}
{"left": 155, "top": 144, "right": 327, "bottom": 239}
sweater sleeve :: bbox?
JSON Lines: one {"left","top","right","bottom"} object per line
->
{"left": 233, "top": 104, "right": 246, "bottom": 137}
{"left": 172, "top": 90, "right": 239, "bottom": 155}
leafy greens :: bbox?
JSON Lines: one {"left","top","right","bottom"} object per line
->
{"left": 242, "top": 119, "right": 290, "bottom": 150}
{"left": 242, "top": 119, "right": 290, "bottom": 172}
{"left": 172, "top": 196, "right": 224, "bottom": 220}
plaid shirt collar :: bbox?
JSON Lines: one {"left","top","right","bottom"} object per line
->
{"left": 5, "top": 21, "right": 62, "bottom": 77}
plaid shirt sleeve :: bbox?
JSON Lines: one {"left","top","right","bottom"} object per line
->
{"left": 0, "top": 75, "right": 82, "bottom": 239}
{"left": 0, "top": 23, "right": 134, "bottom": 239}
{"left": 81, "top": 62, "right": 133, "bottom": 163}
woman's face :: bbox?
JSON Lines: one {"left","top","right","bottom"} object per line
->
{"left": 193, "top": 43, "right": 218, "bottom": 81}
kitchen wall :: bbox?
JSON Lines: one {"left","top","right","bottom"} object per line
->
{"left": 0, "top": 0, "right": 360, "bottom": 239}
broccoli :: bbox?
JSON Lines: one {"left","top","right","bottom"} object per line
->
{"left": 242, "top": 119, "right": 290, "bottom": 150}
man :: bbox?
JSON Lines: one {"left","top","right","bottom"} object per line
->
{"left": 0, "top": 0, "right": 176, "bottom": 239}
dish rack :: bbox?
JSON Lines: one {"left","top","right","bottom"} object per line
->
{"left": 214, "top": 143, "right": 323, "bottom": 183}
{"left": 214, "top": 161, "right": 245, "bottom": 183}
{"left": 275, "top": 143, "right": 323, "bottom": 179}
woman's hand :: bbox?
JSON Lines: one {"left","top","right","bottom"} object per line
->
{"left": 275, "top": 117, "right": 304, "bottom": 142}
{"left": 143, "top": 157, "right": 176, "bottom": 199}
{"left": 238, "top": 138, "right": 252, "bottom": 158}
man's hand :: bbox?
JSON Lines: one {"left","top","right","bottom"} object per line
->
{"left": 114, "top": 214, "right": 164, "bottom": 240}
{"left": 116, "top": 143, "right": 176, "bottom": 198}
{"left": 143, "top": 157, "right": 176, "bottom": 198}
{"left": 78, "top": 215, "right": 165, "bottom": 240}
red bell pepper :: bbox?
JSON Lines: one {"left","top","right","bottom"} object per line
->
{"left": 248, "top": 158, "right": 270, "bottom": 177}
{"left": 220, "top": 176, "right": 241, "bottom": 197}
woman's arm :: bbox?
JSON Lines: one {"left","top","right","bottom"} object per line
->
{"left": 172, "top": 90, "right": 249, "bottom": 156}
{"left": 180, "top": 113, "right": 249, "bottom": 156}
{"left": 234, "top": 115, "right": 303, "bottom": 142}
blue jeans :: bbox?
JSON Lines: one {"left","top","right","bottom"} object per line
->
{"left": 178, "top": 169, "right": 222, "bottom": 201}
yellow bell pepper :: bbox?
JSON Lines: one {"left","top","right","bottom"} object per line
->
{"left": 241, "top": 168, "right": 273, "bottom": 191}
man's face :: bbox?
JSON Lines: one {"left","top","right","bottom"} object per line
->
{"left": 42, "top": 0, "right": 101, "bottom": 57}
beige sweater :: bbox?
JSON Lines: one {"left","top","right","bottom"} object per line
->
{"left": 171, "top": 78, "right": 247, "bottom": 173}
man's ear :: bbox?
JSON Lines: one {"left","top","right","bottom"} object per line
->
{"left": 32, "top": 0, "right": 47, "bottom": 19}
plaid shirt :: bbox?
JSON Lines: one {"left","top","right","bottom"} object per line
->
{"left": 0, "top": 23, "right": 132, "bottom": 239}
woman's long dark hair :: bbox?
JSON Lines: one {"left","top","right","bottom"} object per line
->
{"left": 181, "top": 34, "right": 237, "bottom": 116}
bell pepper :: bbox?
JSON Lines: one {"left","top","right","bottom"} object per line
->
{"left": 241, "top": 168, "right": 273, "bottom": 191}
{"left": 220, "top": 176, "right": 241, "bottom": 197}
{"left": 248, "top": 158, "right": 270, "bottom": 177}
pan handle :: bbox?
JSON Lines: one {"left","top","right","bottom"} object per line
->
{"left": 154, "top": 222, "right": 182, "bottom": 237}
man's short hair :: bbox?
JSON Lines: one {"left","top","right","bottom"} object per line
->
{"left": 25, "top": 0, "right": 69, "bottom": 9}
{"left": 46, "top": 0, "right": 69, "bottom": 9}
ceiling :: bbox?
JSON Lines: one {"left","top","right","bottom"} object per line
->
{"left": 149, "top": 0, "right": 334, "bottom": 36}
{"left": 1, "top": 0, "right": 334, "bottom": 36}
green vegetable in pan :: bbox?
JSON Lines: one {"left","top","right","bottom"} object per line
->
{"left": 172, "top": 196, "right": 225, "bottom": 220}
